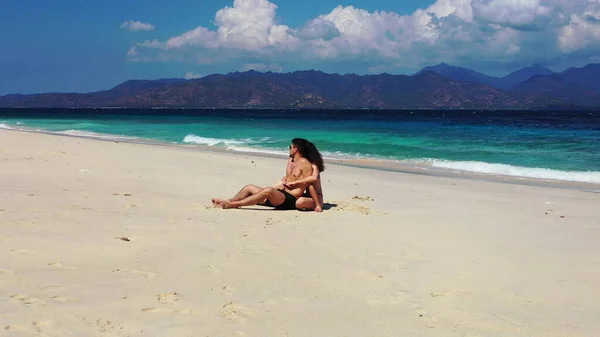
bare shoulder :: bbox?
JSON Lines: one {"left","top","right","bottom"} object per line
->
{"left": 297, "top": 158, "right": 311, "bottom": 166}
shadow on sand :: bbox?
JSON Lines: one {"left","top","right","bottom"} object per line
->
{"left": 237, "top": 202, "right": 339, "bottom": 212}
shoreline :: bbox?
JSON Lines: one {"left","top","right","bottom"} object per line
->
{"left": 3, "top": 127, "right": 600, "bottom": 191}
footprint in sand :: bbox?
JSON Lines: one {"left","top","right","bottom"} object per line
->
{"left": 142, "top": 307, "right": 198, "bottom": 315}
{"left": 366, "top": 290, "right": 409, "bottom": 306}
{"left": 352, "top": 195, "right": 375, "bottom": 201}
{"left": 95, "top": 319, "right": 118, "bottom": 335}
{"left": 221, "top": 302, "right": 255, "bottom": 323}
{"left": 222, "top": 285, "right": 237, "bottom": 295}
{"left": 48, "top": 262, "right": 76, "bottom": 270}
{"left": 113, "top": 269, "right": 156, "bottom": 278}
{"left": 41, "top": 285, "right": 66, "bottom": 292}
{"left": 204, "top": 264, "right": 221, "bottom": 274}
{"left": 80, "top": 316, "right": 124, "bottom": 336}
{"left": 0, "top": 268, "right": 14, "bottom": 275}
{"left": 354, "top": 270, "right": 385, "bottom": 280}
{"left": 71, "top": 205, "right": 92, "bottom": 211}
{"left": 11, "top": 294, "right": 78, "bottom": 307}
{"left": 32, "top": 319, "right": 73, "bottom": 336}
{"left": 5, "top": 325, "right": 30, "bottom": 332}
{"left": 413, "top": 308, "right": 439, "bottom": 329}
{"left": 430, "top": 290, "right": 474, "bottom": 299}
{"left": 32, "top": 320, "right": 52, "bottom": 333}
{"left": 260, "top": 297, "right": 307, "bottom": 305}
{"left": 331, "top": 200, "right": 372, "bottom": 215}
{"left": 11, "top": 294, "right": 46, "bottom": 307}
{"left": 157, "top": 292, "right": 179, "bottom": 304}
{"left": 401, "top": 252, "right": 425, "bottom": 262}
{"left": 10, "top": 249, "right": 37, "bottom": 255}
{"left": 48, "top": 296, "right": 78, "bottom": 303}
{"left": 265, "top": 218, "right": 281, "bottom": 226}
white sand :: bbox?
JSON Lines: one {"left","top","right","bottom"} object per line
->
{"left": 1, "top": 129, "right": 599, "bottom": 337}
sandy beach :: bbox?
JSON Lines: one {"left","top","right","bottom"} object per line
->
{"left": 1, "top": 129, "right": 599, "bottom": 337}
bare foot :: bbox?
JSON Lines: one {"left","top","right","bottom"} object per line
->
{"left": 219, "top": 200, "right": 237, "bottom": 209}
{"left": 211, "top": 198, "right": 223, "bottom": 207}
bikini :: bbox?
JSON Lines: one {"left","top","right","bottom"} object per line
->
{"left": 263, "top": 189, "right": 298, "bottom": 210}
{"left": 265, "top": 174, "right": 322, "bottom": 210}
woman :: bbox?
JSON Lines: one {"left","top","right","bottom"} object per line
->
{"left": 283, "top": 141, "right": 325, "bottom": 212}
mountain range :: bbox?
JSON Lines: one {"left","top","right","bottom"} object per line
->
{"left": 415, "top": 63, "right": 556, "bottom": 90}
{"left": 1, "top": 63, "right": 599, "bottom": 109}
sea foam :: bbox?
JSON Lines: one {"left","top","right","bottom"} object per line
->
{"left": 431, "top": 160, "right": 600, "bottom": 184}
{"left": 183, "top": 135, "right": 245, "bottom": 146}
{"left": 182, "top": 134, "right": 276, "bottom": 147}
{"left": 228, "top": 145, "right": 288, "bottom": 156}
{"left": 57, "top": 130, "right": 137, "bottom": 140}
{"left": 183, "top": 134, "right": 600, "bottom": 184}
{"left": 0, "top": 123, "right": 14, "bottom": 130}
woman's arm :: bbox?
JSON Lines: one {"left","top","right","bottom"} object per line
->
{"left": 285, "top": 164, "right": 319, "bottom": 187}
{"left": 307, "top": 184, "right": 322, "bottom": 212}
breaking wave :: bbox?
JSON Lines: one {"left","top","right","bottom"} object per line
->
{"left": 182, "top": 134, "right": 275, "bottom": 147}
{"left": 431, "top": 160, "right": 600, "bottom": 184}
{"left": 181, "top": 134, "right": 600, "bottom": 184}
{"left": 57, "top": 130, "right": 138, "bottom": 140}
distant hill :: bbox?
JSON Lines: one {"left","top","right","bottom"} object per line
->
{"left": 415, "top": 63, "right": 556, "bottom": 90}
{"left": 500, "top": 64, "right": 555, "bottom": 89}
{"left": 415, "top": 63, "right": 501, "bottom": 88}
{"left": 1, "top": 64, "right": 598, "bottom": 109}
{"left": 99, "top": 78, "right": 187, "bottom": 99}
{"left": 512, "top": 64, "right": 600, "bottom": 106}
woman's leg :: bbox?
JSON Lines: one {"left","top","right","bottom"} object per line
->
{"left": 296, "top": 185, "right": 322, "bottom": 212}
{"left": 295, "top": 197, "right": 316, "bottom": 211}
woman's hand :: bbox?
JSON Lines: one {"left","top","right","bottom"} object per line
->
{"left": 314, "top": 204, "right": 323, "bottom": 213}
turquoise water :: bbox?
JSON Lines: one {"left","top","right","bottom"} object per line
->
{"left": 2, "top": 109, "right": 600, "bottom": 183}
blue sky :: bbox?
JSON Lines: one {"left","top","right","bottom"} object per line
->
{"left": 1, "top": 0, "right": 599, "bottom": 95}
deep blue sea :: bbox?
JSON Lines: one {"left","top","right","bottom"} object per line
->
{"left": 1, "top": 108, "right": 600, "bottom": 183}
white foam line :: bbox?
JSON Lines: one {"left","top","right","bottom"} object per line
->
{"left": 431, "top": 160, "right": 600, "bottom": 184}
{"left": 57, "top": 130, "right": 138, "bottom": 140}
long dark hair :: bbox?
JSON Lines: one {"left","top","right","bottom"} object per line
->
{"left": 292, "top": 138, "right": 325, "bottom": 173}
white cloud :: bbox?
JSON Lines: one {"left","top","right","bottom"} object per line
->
{"left": 126, "top": 47, "right": 137, "bottom": 57}
{"left": 294, "top": 18, "right": 340, "bottom": 40}
{"left": 161, "top": 0, "right": 296, "bottom": 51}
{"left": 426, "top": 0, "right": 474, "bottom": 22}
{"left": 242, "top": 63, "right": 283, "bottom": 72}
{"left": 558, "top": 1, "right": 600, "bottom": 52}
{"left": 184, "top": 72, "right": 203, "bottom": 79}
{"left": 127, "top": 0, "right": 600, "bottom": 73}
{"left": 166, "top": 27, "right": 217, "bottom": 49}
{"left": 214, "top": 0, "right": 295, "bottom": 50}
{"left": 120, "top": 20, "right": 155, "bottom": 32}
{"left": 473, "top": 0, "right": 553, "bottom": 30}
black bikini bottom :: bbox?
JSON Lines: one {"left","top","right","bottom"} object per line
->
{"left": 263, "top": 189, "right": 298, "bottom": 210}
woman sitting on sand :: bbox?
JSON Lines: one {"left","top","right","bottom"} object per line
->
{"left": 278, "top": 141, "right": 325, "bottom": 212}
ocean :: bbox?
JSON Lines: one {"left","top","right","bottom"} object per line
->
{"left": 1, "top": 108, "right": 600, "bottom": 184}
